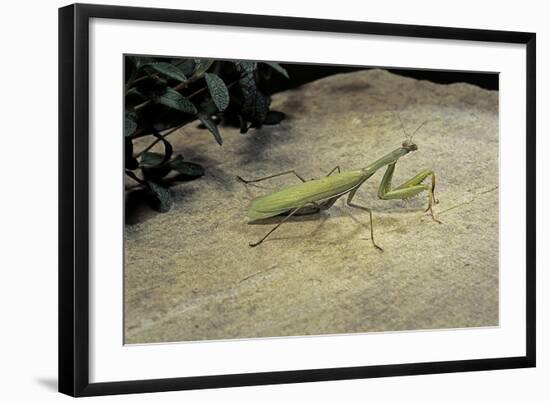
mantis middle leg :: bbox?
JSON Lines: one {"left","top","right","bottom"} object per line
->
{"left": 378, "top": 163, "right": 441, "bottom": 223}
{"left": 346, "top": 189, "right": 383, "bottom": 251}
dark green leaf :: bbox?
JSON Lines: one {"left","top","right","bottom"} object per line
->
{"left": 146, "top": 62, "right": 187, "bottom": 82}
{"left": 152, "top": 132, "right": 173, "bottom": 165}
{"left": 157, "top": 88, "right": 197, "bottom": 114}
{"left": 139, "top": 152, "right": 165, "bottom": 167}
{"left": 198, "top": 111, "right": 223, "bottom": 145}
{"left": 200, "top": 98, "right": 219, "bottom": 115}
{"left": 139, "top": 134, "right": 173, "bottom": 171}
{"left": 142, "top": 165, "right": 172, "bottom": 180}
{"left": 135, "top": 77, "right": 169, "bottom": 100}
{"left": 191, "top": 59, "right": 214, "bottom": 79}
{"left": 170, "top": 156, "right": 205, "bottom": 178}
{"left": 264, "top": 110, "right": 286, "bottom": 125}
{"left": 204, "top": 73, "right": 230, "bottom": 111}
{"left": 134, "top": 56, "right": 154, "bottom": 69}
{"left": 239, "top": 72, "right": 271, "bottom": 125}
{"left": 197, "top": 115, "right": 220, "bottom": 130}
{"left": 127, "top": 55, "right": 153, "bottom": 70}
{"left": 125, "top": 112, "right": 138, "bottom": 137}
{"left": 235, "top": 61, "right": 257, "bottom": 74}
{"left": 145, "top": 180, "right": 173, "bottom": 212}
{"left": 141, "top": 149, "right": 172, "bottom": 180}
{"left": 264, "top": 62, "right": 289, "bottom": 79}
{"left": 177, "top": 59, "right": 196, "bottom": 76}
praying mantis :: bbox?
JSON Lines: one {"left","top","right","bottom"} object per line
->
{"left": 237, "top": 118, "right": 440, "bottom": 250}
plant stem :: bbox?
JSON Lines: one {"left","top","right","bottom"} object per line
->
{"left": 134, "top": 99, "right": 151, "bottom": 111}
{"left": 134, "top": 123, "right": 187, "bottom": 159}
{"left": 131, "top": 74, "right": 151, "bottom": 86}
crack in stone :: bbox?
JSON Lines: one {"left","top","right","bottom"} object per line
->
{"left": 127, "top": 264, "right": 289, "bottom": 339}
{"left": 438, "top": 185, "right": 498, "bottom": 216}
{"left": 237, "top": 264, "right": 282, "bottom": 284}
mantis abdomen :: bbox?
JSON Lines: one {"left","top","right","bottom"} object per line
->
{"left": 248, "top": 170, "right": 367, "bottom": 221}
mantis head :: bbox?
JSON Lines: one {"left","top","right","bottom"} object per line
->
{"left": 402, "top": 139, "right": 418, "bottom": 152}
{"left": 394, "top": 112, "right": 427, "bottom": 153}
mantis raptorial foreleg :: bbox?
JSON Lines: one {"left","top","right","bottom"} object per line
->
{"left": 249, "top": 202, "right": 317, "bottom": 247}
{"left": 378, "top": 163, "right": 441, "bottom": 223}
{"left": 346, "top": 188, "right": 383, "bottom": 251}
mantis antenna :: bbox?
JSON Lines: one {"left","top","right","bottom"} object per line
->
{"left": 410, "top": 120, "right": 429, "bottom": 141}
{"left": 393, "top": 111, "right": 410, "bottom": 140}
{"left": 394, "top": 110, "right": 429, "bottom": 143}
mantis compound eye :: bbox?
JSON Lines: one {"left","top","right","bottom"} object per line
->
{"left": 402, "top": 141, "right": 418, "bottom": 151}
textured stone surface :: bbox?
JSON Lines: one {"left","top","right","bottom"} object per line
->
{"left": 124, "top": 69, "right": 499, "bottom": 344}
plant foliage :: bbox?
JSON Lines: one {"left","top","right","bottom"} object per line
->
{"left": 124, "top": 56, "right": 289, "bottom": 213}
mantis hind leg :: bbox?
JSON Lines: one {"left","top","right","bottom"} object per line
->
{"left": 238, "top": 166, "right": 340, "bottom": 185}
{"left": 346, "top": 189, "right": 383, "bottom": 251}
{"left": 249, "top": 203, "right": 316, "bottom": 247}
{"left": 237, "top": 170, "right": 306, "bottom": 184}
{"left": 378, "top": 163, "right": 441, "bottom": 223}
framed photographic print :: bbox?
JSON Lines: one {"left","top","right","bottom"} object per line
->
{"left": 58, "top": 3, "right": 536, "bottom": 397}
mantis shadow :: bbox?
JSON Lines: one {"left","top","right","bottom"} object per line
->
{"left": 247, "top": 211, "right": 328, "bottom": 226}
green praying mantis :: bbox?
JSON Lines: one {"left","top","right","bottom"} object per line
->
{"left": 237, "top": 118, "right": 440, "bottom": 250}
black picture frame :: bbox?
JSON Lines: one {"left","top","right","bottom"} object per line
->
{"left": 59, "top": 3, "right": 536, "bottom": 397}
